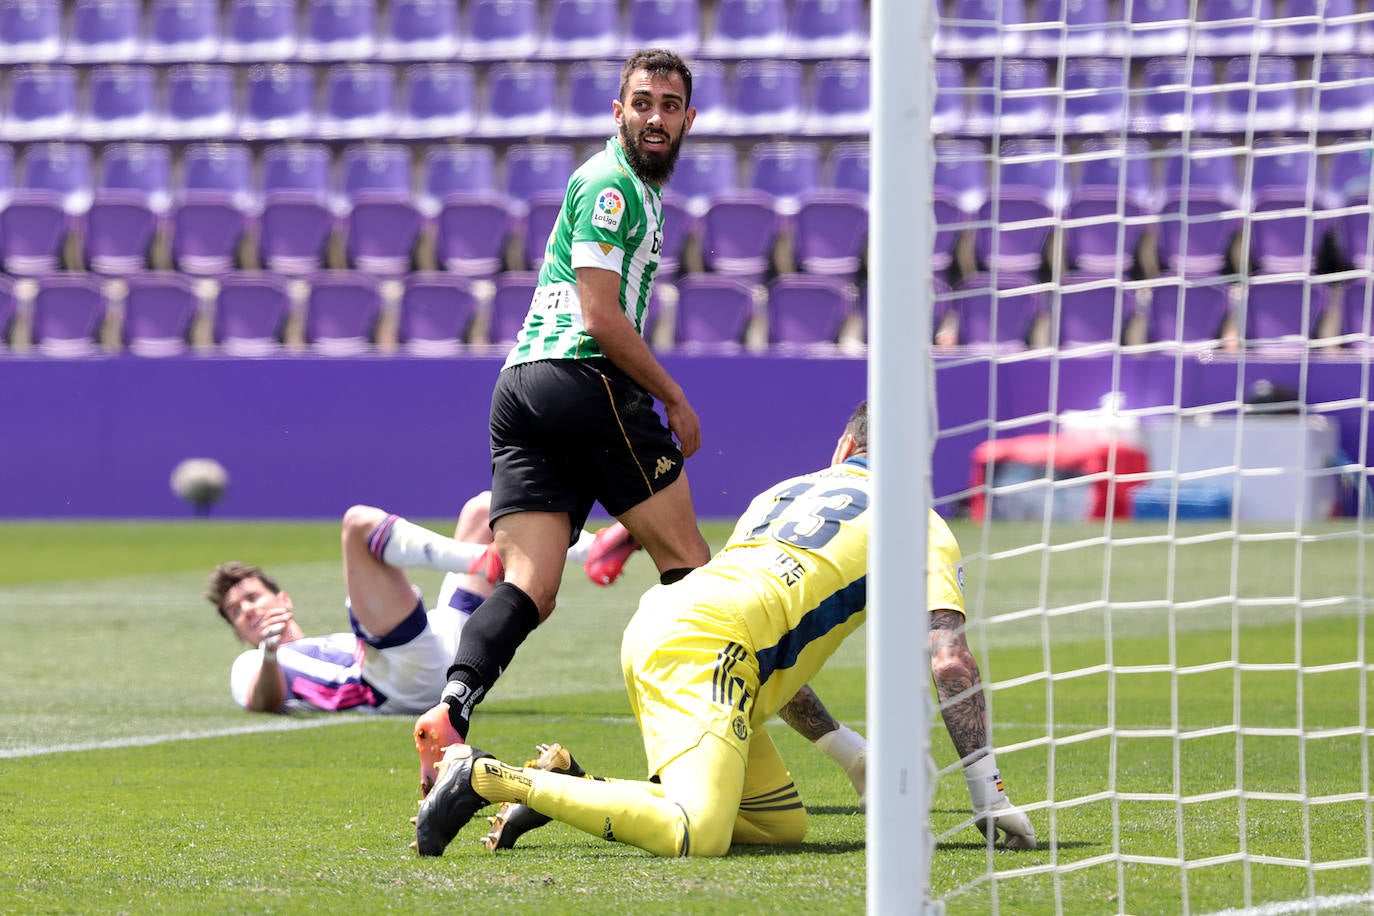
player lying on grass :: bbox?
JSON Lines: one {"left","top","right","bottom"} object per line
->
{"left": 412, "top": 402, "right": 1036, "bottom": 857}
{"left": 205, "top": 491, "right": 637, "bottom": 717}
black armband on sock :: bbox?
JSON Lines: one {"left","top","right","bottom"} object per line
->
{"left": 442, "top": 581, "right": 540, "bottom": 736}
{"left": 659, "top": 567, "right": 694, "bottom": 585}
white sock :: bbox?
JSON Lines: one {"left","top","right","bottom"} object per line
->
{"left": 565, "top": 528, "right": 596, "bottom": 565}
{"left": 963, "top": 754, "right": 1007, "bottom": 811}
{"left": 375, "top": 516, "right": 486, "bottom": 572}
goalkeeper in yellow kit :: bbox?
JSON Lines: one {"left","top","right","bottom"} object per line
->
{"left": 414, "top": 401, "right": 1036, "bottom": 857}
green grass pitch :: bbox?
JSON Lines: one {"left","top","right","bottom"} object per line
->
{"left": 0, "top": 519, "right": 1369, "bottom": 915}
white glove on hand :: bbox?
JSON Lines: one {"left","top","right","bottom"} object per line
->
{"left": 975, "top": 797, "right": 1037, "bottom": 850}
{"left": 258, "top": 623, "right": 285, "bottom": 659}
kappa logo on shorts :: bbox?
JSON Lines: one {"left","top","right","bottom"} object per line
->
{"left": 591, "top": 188, "right": 625, "bottom": 231}
{"left": 653, "top": 456, "right": 676, "bottom": 479}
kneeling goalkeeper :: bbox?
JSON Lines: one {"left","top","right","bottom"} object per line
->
{"left": 414, "top": 402, "right": 1036, "bottom": 857}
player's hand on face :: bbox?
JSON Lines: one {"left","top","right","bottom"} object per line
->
{"left": 665, "top": 398, "right": 701, "bottom": 458}
{"left": 255, "top": 605, "right": 294, "bottom": 643}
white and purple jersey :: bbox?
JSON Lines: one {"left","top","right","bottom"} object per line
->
{"left": 230, "top": 589, "right": 476, "bottom": 715}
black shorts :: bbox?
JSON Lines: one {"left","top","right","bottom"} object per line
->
{"left": 488, "top": 358, "right": 686, "bottom": 540}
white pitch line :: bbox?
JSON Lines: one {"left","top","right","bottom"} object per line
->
{"left": 1199, "top": 893, "right": 1374, "bottom": 916}
{"left": 0, "top": 715, "right": 377, "bottom": 759}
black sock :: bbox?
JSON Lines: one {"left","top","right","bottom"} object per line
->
{"left": 659, "top": 567, "right": 695, "bottom": 585}
{"left": 442, "top": 581, "right": 540, "bottom": 738}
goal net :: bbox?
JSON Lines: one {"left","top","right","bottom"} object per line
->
{"left": 892, "top": 1, "right": 1374, "bottom": 912}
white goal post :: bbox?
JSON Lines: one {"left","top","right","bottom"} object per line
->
{"left": 870, "top": 1, "right": 1374, "bottom": 914}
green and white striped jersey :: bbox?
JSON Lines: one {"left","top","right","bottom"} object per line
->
{"left": 502, "top": 138, "right": 665, "bottom": 369}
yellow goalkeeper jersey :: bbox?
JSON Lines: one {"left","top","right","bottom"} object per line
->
{"left": 687, "top": 456, "right": 966, "bottom": 722}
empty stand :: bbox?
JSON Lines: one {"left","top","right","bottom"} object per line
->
{"left": 145, "top": 0, "right": 221, "bottom": 63}
{"left": 398, "top": 63, "right": 479, "bottom": 140}
{"left": 1145, "top": 279, "right": 1231, "bottom": 347}
{"left": 766, "top": 273, "right": 854, "bottom": 349}
{"left": 378, "top": 0, "right": 460, "bottom": 60}
{"left": 303, "top": 270, "right": 381, "bottom": 353}
{"left": 162, "top": 64, "right": 237, "bottom": 141}
{"left": 488, "top": 271, "right": 537, "bottom": 344}
{"left": 398, "top": 271, "right": 478, "bottom": 355}
{"left": 122, "top": 272, "right": 199, "bottom": 356}
{"left": 30, "top": 273, "right": 108, "bottom": 355}
{"left": 213, "top": 271, "right": 290, "bottom": 354}
{"left": 673, "top": 273, "right": 754, "bottom": 352}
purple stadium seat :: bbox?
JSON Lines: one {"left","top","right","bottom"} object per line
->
{"left": 0, "top": 192, "right": 67, "bottom": 274}
{"left": 0, "top": 0, "right": 61, "bottom": 65}
{"left": 398, "top": 63, "right": 478, "bottom": 141}
{"left": 240, "top": 64, "right": 315, "bottom": 140}
{"left": 222, "top": 0, "right": 297, "bottom": 61}
{"left": 435, "top": 191, "right": 515, "bottom": 278}
{"left": 5, "top": 65, "right": 78, "bottom": 142}
{"left": 1052, "top": 280, "right": 1133, "bottom": 348}
{"left": 951, "top": 272, "right": 1043, "bottom": 350}
{"left": 933, "top": 139, "right": 987, "bottom": 267}
{"left": 1304, "top": 56, "right": 1374, "bottom": 134}
{"left": 1061, "top": 59, "right": 1128, "bottom": 136}
{"left": 792, "top": 189, "right": 867, "bottom": 278}
{"left": 1123, "top": 0, "right": 1190, "bottom": 55}
{"left": 1241, "top": 278, "right": 1331, "bottom": 346}
{"left": 378, "top": 0, "right": 459, "bottom": 60}
{"left": 966, "top": 59, "right": 1053, "bottom": 137}
{"left": 398, "top": 272, "right": 477, "bottom": 356}
{"left": 1145, "top": 279, "right": 1231, "bottom": 347}
{"left": 766, "top": 274, "right": 854, "bottom": 349}
{"left": 559, "top": 60, "right": 622, "bottom": 139}
{"left": 84, "top": 189, "right": 158, "bottom": 274}
{"left": 685, "top": 59, "right": 727, "bottom": 136}
{"left": 66, "top": 0, "right": 141, "bottom": 63}
{"left": 673, "top": 273, "right": 754, "bottom": 352}
{"left": 303, "top": 270, "right": 381, "bottom": 354}
{"left": 673, "top": 142, "right": 738, "bottom": 217}
{"left": 1274, "top": 0, "right": 1357, "bottom": 54}
{"left": 705, "top": 0, "right": 786, "bottom": 57}
{"left": 259, "top": 143, "right": 335, "bottom": 275}
{"left": 82, "top": 65, "right": 157, "bottom": 142}
{"left": 0, "top": 143, "right": 12, "bottom": 199}
{"left": 801, "top": 59, "right": 869, "bottom": 137}
{"left": 542, "top": 0, "right": 619, "bottom": 59}
{"left": 464, "top": 0, "right": 539, "bottom": 61}
{"left": 937, "top": 0, "right": 1028, "bottom": 57}
{"left": 318, "top": 63, "right": 397, "bottom": 140}
{"left": 419, "top": 144, "right": 496, "bottom": 215}
{"left": 726, "top": 59, "right": 803, "bottom": 136}
{"left": 1247, "top": 140, "right": 1323, "bottom": 274}
{"left": 161, "top": 64, "right": 236, "bottom": 141}
{"left": 172, "top": 142, "right": 253, "bottom": 275}
{"left": 300, "top": 0, "right": 377, "bottom": 61}
{"left": 932, "top": 59, "right": 967, "bottom": 136}
{"left": 787, "top": 0, "right": 866, "bottom": 58}
{"left": 337, "top": 144, "right": 420, "bottom": 276}
{"left": 1193, "top": 0, "right": 1274, "bottom": 56}
{"left": 84, "top": 143, "right": 172, "bottom": 274}
{"left": 122, "top": 273, "right": 199, "bottom": 356}
{"left": 1132, "top": 56, "right": 1218, "bottom": 134}
{"left": 747, "top": 141, "right": 822, "bottom": 216}
{"left": 827, "top": 141, "right": 870, "bottom": 197}
{"left": 1025, "top": 0, "right": 1118, "bottom": 57}
{"left": 624, "top": 0, "right": 700, "bottom": 56}
{"left": 145, "top": 0, "right": 220, "bottom": 62}
{"left": 699, "top": 189, "right": 780, "bottom": 282}
{"left": 521, "top": 190, "right": 563, "bottom": 272}
{"left": 504, "top": 144, "right": 574, "bottom": 212}
{"left": 30, "top": 273, "right": 108, "bottom": 355}
{"left": 658, "top": 191, "right": 692, "bottom": 278}
{"left": 1213, "top": 56, "right": 1300, "bottom": 135}
{"left": 488, "top": 271, "right": 537, "bottom": 345}
{"left": 481, "top": 62, "right": 558, "bottom": 139}
{"left": 1158, "top": 140, "right": 1242, "bottom": 276}
{"left": 20, "top": 141, "right": 94, "bottom": 213}
{"left": 974, "top": 140, "right": 1063, "bottom": 274}
{"left": 1064, "top": 138, "right": 1154, "bottom": 278}
{"left": 213, "top": 271, "right": 290, "bottom": 355}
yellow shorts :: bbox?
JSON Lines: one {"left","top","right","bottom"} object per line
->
{"left": 621, "top": 583, "right": 759, "bottom": 778}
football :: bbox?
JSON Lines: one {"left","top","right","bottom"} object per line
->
{"left": 170, "top": 457, "right": 229, "bottom": 514}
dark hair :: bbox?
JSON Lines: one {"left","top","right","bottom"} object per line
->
{"left": 206, "top": 561, "right": 279, "bottom": 624}
{"left": 845, "top": 401, "right": 868, "bottom": 454}
{"left": 620, "top": 48, "right": 693, "bottom": 108}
